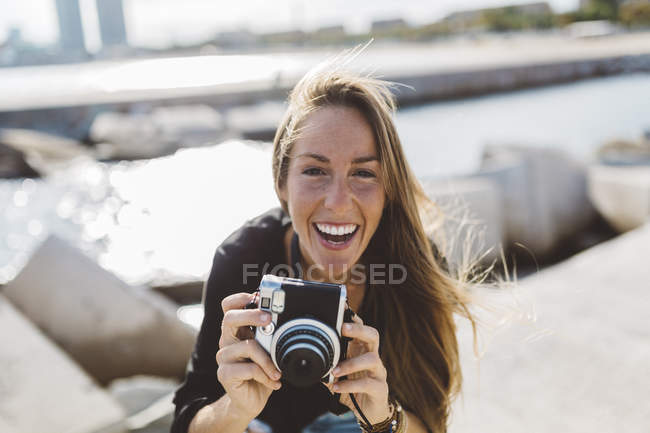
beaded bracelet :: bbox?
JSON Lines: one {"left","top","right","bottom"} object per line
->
{"left": 357, "top": 398, "right": 406, "bottom": 433}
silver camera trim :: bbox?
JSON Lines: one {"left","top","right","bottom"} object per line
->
{"left": 270, "top": 318, "right": 341, "bottom": 378}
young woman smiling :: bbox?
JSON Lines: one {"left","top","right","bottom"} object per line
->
{"left": 171, "top": 57, "right": 478, "bottom": 433}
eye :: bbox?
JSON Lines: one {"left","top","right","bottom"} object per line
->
{"left": 302, "top": 167, "right": 325, "bottom": 176}
{"left": 354, "top": 169, "right": 376, "bottom": 178}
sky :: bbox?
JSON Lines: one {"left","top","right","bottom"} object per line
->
{"left": 1, "top": 0, "right": 581, "bottom": 51}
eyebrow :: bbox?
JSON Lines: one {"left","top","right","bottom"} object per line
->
{"left": 296, "top": 152, "right": 379, "bottom": 164}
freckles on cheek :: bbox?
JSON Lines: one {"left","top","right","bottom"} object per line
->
{"left": 294, "top": 180, "right": 324, "bottom": 196}
{"left": 357, "top": 185, "right": 386, "bottom": 216}
{"left": 352, "top": 182, "right": 384, "bottom": 199}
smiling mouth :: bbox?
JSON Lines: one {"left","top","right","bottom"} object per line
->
{"left": 313, "top": 223, "right": 359, "bottom": 245}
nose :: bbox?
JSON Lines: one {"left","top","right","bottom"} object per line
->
{"left": 323, "top": 175, "right": 353, "bottom": 214}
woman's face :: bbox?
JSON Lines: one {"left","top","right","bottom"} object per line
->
{"left": 279, "top": 105, "right": 386, "bottom": 281}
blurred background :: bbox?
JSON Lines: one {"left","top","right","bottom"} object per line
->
{"left": 1, "top": 1, "right": 649, "bottom": 432}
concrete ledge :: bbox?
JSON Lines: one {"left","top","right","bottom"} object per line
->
{"left": 3, "top": 234, "right": 197, "bottom": 385}
{"left": 0, "top": 294, "right": 127, "bottom": 433}
{"left": 587, "top": 164, "right": 650, "bottom": 232}
{"left": 473, "top": 144, "right": 595, "bottom": 258}
{"left": 451, "top": 223, "right": 650, "bottom": 432}
{"left": 421, "top": 177, "right": 504, "bottom": 269}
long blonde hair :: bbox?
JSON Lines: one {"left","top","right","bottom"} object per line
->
{"left": 271, "top": 52, "right": 479, "bottom": 433}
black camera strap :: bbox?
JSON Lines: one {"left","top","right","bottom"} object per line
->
{"left": 290, "top": 230, "right": 302, "bottom": 278}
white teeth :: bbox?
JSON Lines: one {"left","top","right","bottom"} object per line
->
{"left": 316, "top": 223, "right": 358, "bottom": 235}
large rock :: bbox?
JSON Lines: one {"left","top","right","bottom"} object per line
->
{"left": 587, "top": 164, "right": 650, "bottom": 232}
{"left": 0, "top": 294, "right": 127, "bottom": 433}
{"left": 421, "top": 177, "right": 504, "bottom": 270}
{"left": 0, "top": 141, "right": 39, "bottom": 178}
{"left": 150, "top": 105, "right": 224, "bottom": 147}
{"left": 89, "top": 111, "right": 178, "bottom": 160}
{"left": 2, "top": 235, "right": 197, "bottom": 385}
{"left": 90, "top": 105, "right": 224, "bottom": 160}
{"left": 473, "top": 145, "right": 596, "bottom": 258}
{"left": 108, "top": 376, "right": 178, "bottom": 432}
{"left": 225, "top": 101, "right": 285, "bottom": 142}
{"left": 0, "top": 127, "right": 90, "bottom": 175}
{"left": 450, "top": 224, "right": 650, "bottom": 432}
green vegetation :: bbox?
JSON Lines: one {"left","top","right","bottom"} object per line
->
{"left": 559, "top": 0, "right": 650, "bottom": 28}
{"left": 564, "top": 0, "right": 619, "bottom": 22}
{"left": 482, "top": 7, "right": 555, "bottom": 31}
{"left": 619, "top": 1, "right": 650, "bottom": 27}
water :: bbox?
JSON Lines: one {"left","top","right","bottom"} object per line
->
{"left": 1, "top": 73, "right": 649, "bottom": 287}
{"left": 0, "top": 142, "right": 279, "bottom": 286}
{"left": 396, "top": 73, "right": 650, "bottom": 178}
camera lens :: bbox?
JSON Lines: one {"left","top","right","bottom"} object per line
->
{"left": 275, "top": 323, "right": 335, "bottom": 387}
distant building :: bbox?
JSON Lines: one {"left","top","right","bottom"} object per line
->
{"left": 260, "top": 29, "right": 307, "bottom": 45}
{"left": 214, "top": 30, "right": 259, "bottom": 49}
{"left": 0, "top": 28, "right": 21, "bottom": 65}
{"left": 96, "top": 0, "right": 128, "bottom": 48}
{"left": 55, "top": 0, "right": 86, "bottom": 52}
{"left": 443, "top": 10, "right": 483, "bottom": 31}
{"left": 314, "top": 25, "right": 346, "bottom": 37}
{"left": 371, "top": 18, "right": 409, "bottom": 33}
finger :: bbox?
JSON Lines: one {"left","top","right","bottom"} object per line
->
{"left": 216, "top": 339, "right": 281, "bottom": 382}
{"left": 221, "top": 292, "right": 256, "bottom": 314}
{"left": 333, "top": 352, "right": 386, "bottom": 379}
{"left": 351, "top": 312, "right": 364, "bottom": 325}
{"left": 332, "top": 376, "right": 386, "bottom": 395}
{"left": 342, "top": 322, "right": 380, "bottom": 352}
{"left": 321, "top": 380, "right": 335, "bottom": 395}
{"left": 220, "top": 309, "right": 272, "bottom": 347}
{"left": 219, "top": 362, "right": 281, "bottom": 390}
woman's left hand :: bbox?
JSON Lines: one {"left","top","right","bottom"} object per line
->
{"left": 326, "top": 313, "right": 392, "bottom": 424}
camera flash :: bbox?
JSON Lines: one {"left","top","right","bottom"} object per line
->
{"left": 271, "top": 289, "right": 285, "bottom": 313}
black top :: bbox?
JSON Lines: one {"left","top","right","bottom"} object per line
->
{"left": 171, "top": 207, "right": 367, "bottom": 433}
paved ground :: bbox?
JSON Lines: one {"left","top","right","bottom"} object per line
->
{"left": 450, "top": 223, "right": 650, "bottom": 432}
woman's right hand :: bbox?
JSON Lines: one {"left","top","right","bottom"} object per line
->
{"left": 216, "top": 292, "right": 282, "bottom": 419}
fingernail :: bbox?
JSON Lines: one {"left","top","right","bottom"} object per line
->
{"left": 332, "top": 367, "right": 341, "bottom": 376}
{"left": 333, "top": 384, "right": 340, "bottom": 391}
{"left": 343, "top": 323, "right": 351, "bottom": 331}
{"left": 260, "top": 312, "right": 270, "bottom": 322}
{"left": 274, "top": 371, "right": 281, "bottom": 380}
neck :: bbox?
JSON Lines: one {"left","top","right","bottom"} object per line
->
{"left": 285, "top": 225, "right": 366, "bottom": 311}
{"left": 298, "top": 258, "right": 366, "bottom": 311}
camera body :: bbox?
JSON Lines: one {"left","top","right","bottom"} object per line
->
{"left": 253, "top": 274, "right": 353, "bottom": 388}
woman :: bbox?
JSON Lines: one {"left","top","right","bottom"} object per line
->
{"left": 172, "top": 55, "right": 477, "bottom": 433}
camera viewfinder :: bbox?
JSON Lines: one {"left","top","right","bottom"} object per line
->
{"left": 271, "top": 289, "right": 285, "bottom": 313}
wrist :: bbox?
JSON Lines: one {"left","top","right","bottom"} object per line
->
{"left": 223, "top": 394, "right": 258, "bottom": 423}
{"left": 366, "top": 400, "right": 393, "bottom": 425}
{"left": 357, "top": 397, "right": 406, "bottom": 433}
{"left": 189, "top": 394, "right": 255, "bottom": 433}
